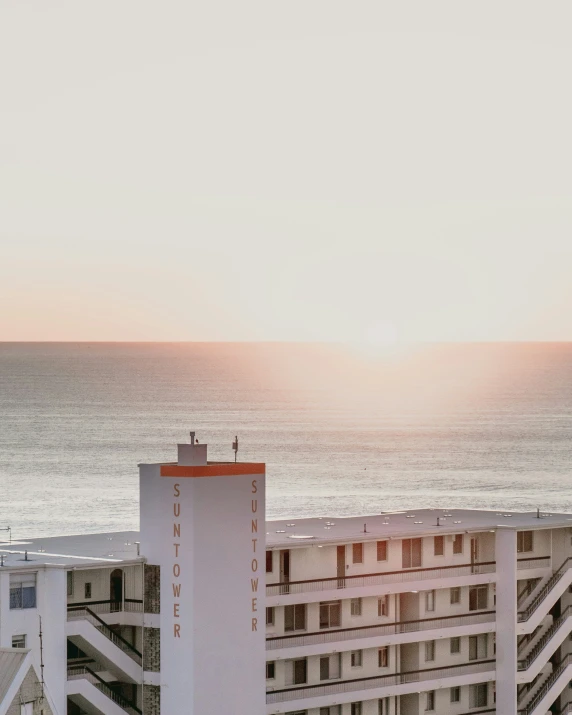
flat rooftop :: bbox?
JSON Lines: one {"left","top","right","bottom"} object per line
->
{"left": 1, "top": 509, "right": 571, "bottom": 568}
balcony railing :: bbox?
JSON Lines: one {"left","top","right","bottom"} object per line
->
{"left": 267, "top": 557, "right": 549, "bottom": 598}
{"left": 518, "top": 653, "right": 572, "bottom": 715}
{"left": 266, "top": 659, "right": 495, "bottom": 704}
{"left": 67, "top": 599, "right": 144, "bottom": 615}
{"left": 518, "top": 605, "right": 572, "bottom": 671}
{"left": 518, "top": 557, "right": 572, "bottom": 623}
{"left": 67, "top": 665, "right": 142, "bottom": 715}
{"left": 67, "top": 605, "right": 142, "bottom": 665}
{"left": 267, "top": 610, "right": 495, "bottom": 651}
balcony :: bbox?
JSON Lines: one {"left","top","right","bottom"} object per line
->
{"left": 266, "top": 659, "right": 495, "bottom": 707}
{"left": 267, "top": 610, "right": 495, "bottom": 654}
{"left": 266, "top": 557, "right": 549, "bottom": 601}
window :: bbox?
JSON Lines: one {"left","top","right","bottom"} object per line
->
{"left": 320, "top": 654, "right": 341, "bottom": 680}
{"left": 425, "top": 691, "right": 435, "bottom": 711}
{"left": 352, "top": 543, "right": 363, "bottom": 564}
{"left": 378, "top": 646, "right": 389, "bottom": 667}
{"left": 469, "top": 635, "right": 488, "bottom": 661}
{"left": 284, "top": 604, "right": 306, "bottom": 632}
{"left": 434, "top": 535, "right": 444, "bottom": 556}
{"left": 453, "top": 534, "right": 463, "bottom": 554}
{"left": 285, "top": 658, "right": 307, "bottom": 685}
{"left": 320, "top": 708, "right": 341, "bottom": 715}
{"left": 450, "top": 686, "right": 460, "bottom": 703}
{"left": 378, "top": 595, "right": 389, "bottom": 617}
{"left": 378, "top": 699, "right": 390, "bottom": 715}
{"left": 425, "top": 640, "right": 435, "bottom": 662}
{"left": 469, "top": 585, "right": 488, "bottom": 611}
{"left": 425, "top": 590, "right": 435, "bottom": 612}
{"left": 84, "top": 582, "right": 92, "bottom": 599}
{"left": 67, "top": 571, "right": 74, "bottom": 597}
{"left": 450, "top": 587, "right": 461, "bottom": 605}
{"left": 450, "top": 637, "right": 460, "bottom": 654}
{"left": 517, "top": 531, "right": 534, "bottom": 553}
{"left": 351, "top": 598, "right": 362, "bottom": 616}
{"left": 20, "top": 705, "right": 33, "bottom": 715}
{"left": 470, "top": 683, "right": 488, "bottom": 708}
{"left": 266, "top": 551, "right": 273, "bottom": 573}
{"left": 351, "top": 704, "right": 362, "bottom": 715}
{"left": 266, "top": 607, "right": 275, "bottom": 626}
{"left": 266, "top": 661, "right": 275, "bottom": 679}
{"left": 12, "top": 634, "right": 26, "bottom": 649}
{"left": 10, "top": 574, "right": 37, "bottom": 610}
{"left": 351, "top": 650, "right": 363, "bottom": 667}
{"left": 402, "top": 538, "right": 422, "bottom": 568}
{"left": 319, "top": 601, "right": 341, "bottom": 629}
{"left": 377, "top": 541, "right": 388, "bottom": 561}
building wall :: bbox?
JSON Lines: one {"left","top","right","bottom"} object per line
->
{"left": 6, "top": 666, "right": 55, "bottom": 715}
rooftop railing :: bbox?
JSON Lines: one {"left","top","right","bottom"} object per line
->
{"left": 267, "top": 557, "right": 549, "bottom": 598}
{"left": 267, "top": 610, "right": 495, "bottom": 651}
{"left": 67, "top": 665, "right": 142, "bottom": 715}
{"left": 266, "top": 659, "right": 495, "bottom": 704}
{"left": 67, "top": 605, "right": 142, "bottom": 665}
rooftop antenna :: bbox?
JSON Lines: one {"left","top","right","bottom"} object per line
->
{"left": 536, "top": 507, "right": 541, "bottom": 519}
{"left": 190, "top": 431, "right": 195, "bottom": 445}
{"left": 39, "top": 616, "right": 45, "bottom": 702}
{"left": 232, "top": 435, "right": 239, "bottom": 463}
{"left": 0, "top": 555, "right": 5, "bottom": 567}
{"left": 363, "top": 523, "right": 367, "bottom": 533}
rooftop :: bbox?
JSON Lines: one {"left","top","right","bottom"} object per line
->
{"left": 1, "top": 509, "right": 570, "bottom": 568}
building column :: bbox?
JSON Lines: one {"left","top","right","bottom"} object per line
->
{"left": 495, "top": 527, "right": 518, "bottom": 715}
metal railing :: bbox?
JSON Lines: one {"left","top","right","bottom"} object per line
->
{"left": 67, "top": 665, "right": 142, "bottom": 715}
{"left": 267, "top": 557, "right": 549, "bottom": 597}
{"left": 67, "top": 599, "right": 144, "bottom": 615}
{"left": 266, "top": 659, "right": 495, "bottom": 704}
{"left": 267, "top": 610, "right": 495, "bottom": 651}
{"left": 67, "top": 606, "right": 142, "bottom": 665}
{"left": 518, "top": 557, "right": 572, "bottom": 623}
{"left": 518, "top": 605, "right": 572, "bottom": 671}
{"left": 518, "top": 653, "right": 572, "bottom": 715}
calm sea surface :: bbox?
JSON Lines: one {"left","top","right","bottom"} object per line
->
{"left": 0, "top": 342, "right": 571, "bottom": 539}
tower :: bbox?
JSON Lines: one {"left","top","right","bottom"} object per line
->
{"left": 139, "top": 433, "right": 266, "bottom": 713}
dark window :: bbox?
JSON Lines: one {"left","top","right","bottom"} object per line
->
{"left": 284, "top": 604, "right": 306, "bottom": 632}
{"left": 377, "top": 541, "right": 388, "bottom": 561}
{"left": 469, "top": 585, "right": 488, "bottom": 611}
{"left": 10, "top": 574, "right": 37, "bottom": 610}
{"left": 266, "top": 607, "right": 275, "bottom": 626}
{"left": 378, "top": 647, "right": 389, "bottom": 667}
{"left": 84, "top": 583, "right": 92, "bottom": 599}
{"left": 517, "top": 531, "right": 534, "bottom": 553}
{"left": 352, "top": 543, "right": 363, "bottom": 564}
{"left": 266, "top": 551, "right": 273, "bottom": 573}
{"left": 351, "top": 704, "right": 362, "bottom": 715}
{"left": 293, "top": 658, "right": 307, "bottom": 685}
{"left": 402, "top": 538, "right": 422, "bottom": 568}
{"left": 351, "top": 650, "right": 362, "bottom": 667}
{"left": 450, "top": 686, "right": 460, "bottom": 703}
{"left": 320, "top": 601, "right": 341, "bottom": 629}
{"left": 67, "top": 571, "right": 74, "bottom": 596}
{"left": 378, "top": 595, "right": 389, "bottom": 616}
{"left": 434, "top": 535, "right": 444, "bottom": 556}
{"left": 469, "top": 635, "right": 488, "bottom": 660}
{"left": 450, "top": 637, "right": 460, "bottom": 654}
{"left": 453, "top": 534, "right": 463, "bottom": 554}
{"left": 450, "top": 587, "right": 461, "bottom": 604}
{"left": 266, "top": 661, "right": 275, "bottom": 679}
{"left": 470, "top": 683, "right": 488, "bottom": 708}
{"left": 425, "top": 691, "right": 435, "bottom": 711}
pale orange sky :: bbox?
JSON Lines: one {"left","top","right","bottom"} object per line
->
{"left": 1, "top": 2, "right": 571, "bottom": 343}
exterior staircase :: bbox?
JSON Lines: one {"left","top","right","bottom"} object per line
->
{"left": 67, "top": 666, "right": 142, "bottom": 715}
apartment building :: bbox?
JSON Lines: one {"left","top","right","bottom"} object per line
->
{"left": 0, "top": 435, "right": 572, "bottom": 715}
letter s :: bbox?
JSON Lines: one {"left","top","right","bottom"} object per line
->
{"left": 174, "top": 483, "right": 180, "bottom": 497}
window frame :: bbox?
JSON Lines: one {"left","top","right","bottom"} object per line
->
{"left": 450, "top": 587, "right": 461, "bottom": 605}
{"left": 266, "top": 661, "right": 275, "bottom": 679}
{"left": 351, "top": 649, "right": 363, "bottom": 667}
{"left": 425, "top": 640, "right": 435, "bottom": 662}
{"left": 352, "top": 543, "right": 364, "bottom": 564}
{"left": 377, "top": 540, "right": 388, "bottom": 562}
{"left": 434, "top": 535, "right": 444, "bottom": 556}
{"left": 350, "top": 597, "right": 362, "bottom": 616}
{"left": 453, "top": 534, "right": 464, "bottom": 554}
{"left": 378, "top": 646, "right": 389, "bottom": 668}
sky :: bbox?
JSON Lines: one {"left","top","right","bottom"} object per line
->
{"left": 1, "top": 2, "right": 571, "bottom": 343}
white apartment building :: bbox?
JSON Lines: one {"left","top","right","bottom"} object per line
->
{"left": 1, "top": 434, "right": 572, "bottom": 715}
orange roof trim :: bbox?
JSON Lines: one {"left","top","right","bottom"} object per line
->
{"left": 160, "top": 463, "right": 266, "bottom": 478}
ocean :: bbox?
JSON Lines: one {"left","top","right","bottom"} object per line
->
{"left": 0, "top": 342, "right": 571, "bottom": 539}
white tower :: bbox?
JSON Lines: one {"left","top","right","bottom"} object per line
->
{"left": 139, "top": 433, "right": 266, "bottom": 714}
